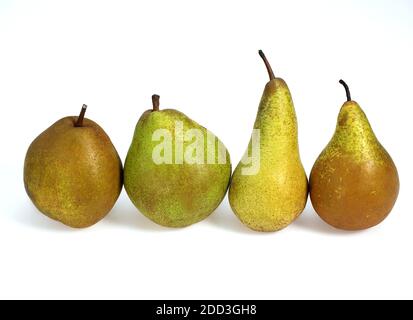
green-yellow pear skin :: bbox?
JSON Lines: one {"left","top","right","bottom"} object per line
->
{"left": 229, "top": 50, "right": 308, "bottom": 232}
{"left": 309, "top": 80, "right": 399, "bottom": 231}
{"left": 124, "top": 95, "right": 231, "bottom": 228}
{"left": 24, "top": 105, "right": 123, "bottom": 228}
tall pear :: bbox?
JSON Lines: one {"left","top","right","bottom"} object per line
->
{"left": 124, "top": 95, "right": 231, "bottom": 228}
{"left": 24, "top": 105, "right": 123, "bottom": 228}
{"left": 309, "top": 80, "right": 399, "bottom": 230}
{"left": 229, "top": 50, "right": 308, "bottom": 232}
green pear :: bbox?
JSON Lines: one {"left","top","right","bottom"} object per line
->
{"left": 124, "top": 95, "right": 231, "bottom": 228}
{"left": 229, "top": 50, "right": 308, "bottom": 232}
{"left": 24, "top": 105, "right": 123, "bottom": 228}
{"left": 309, "top": 80, "right": 399, "bottom": 230}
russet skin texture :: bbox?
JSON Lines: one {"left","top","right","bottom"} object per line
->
{"left": 24, "top": 110, "right": 123, "bottom": 228}
{"left": 309, "top": 81, "right": 399, "bottom": 230}
{"left": 229, "top": 51, "right": 308, "bottom": 232}
{"left": 124, "top": 96, "right": 231, "bottom": 228}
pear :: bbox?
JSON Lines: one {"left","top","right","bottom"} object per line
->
{"left": 309, "top": 80, "right": 399, "bottom": 230}
{"left": 24, "top": 105, "right": 123, "bottom": 228}
{"left": 124, "top": 95, "right": 231, "bottom": 228}
{"left": 229, "top": 50, "right": 308, "bottom": 232}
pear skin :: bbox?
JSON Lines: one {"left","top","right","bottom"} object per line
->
{"left": 309, "top": 80, "right": 399, "bottom": 230}
{"left": 229, "top": 51, "right": 308, "bottom": 232}
{"left": 24, "top": 105, "right": 123, "bottom": 228}
{"left": 124, "top": 95, "right": 231, "bottom": 228}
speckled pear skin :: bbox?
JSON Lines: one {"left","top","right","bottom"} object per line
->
{"left": 310, "top": 101, "right": 399, "bottom": 230}
{"left": 124, "top": 109, "right": 231, "bottom": 228}
{"left": 229, "top": 79, "right": 308, "bottom": 232}
{"left": 24, "top": 117, "right": 123, "bottom": 228}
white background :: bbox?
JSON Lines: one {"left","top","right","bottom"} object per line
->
{"left": 0, "top": 0, "right": 412, "bottom": 299}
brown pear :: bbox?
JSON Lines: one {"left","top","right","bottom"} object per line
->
{"left": 309, "top": 80, "right": 399, "bottom": 230}
{"left": 24, "top": 105, "right": 123, "bottom": 228}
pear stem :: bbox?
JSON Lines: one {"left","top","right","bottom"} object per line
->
{"left": 339, "top": 80, "right": 352, "bottom": 102}
{"left": 75, "top": 104, "right": 87, "bottom": 127}
{"left": 258, "top": 50, "right": 275, "bottom": 81}
{"left": 152, "top": 94, "right": 160, "bottom": 112}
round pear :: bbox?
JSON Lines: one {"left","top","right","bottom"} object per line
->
{"left": 24, "top": 105, "right": 123, "bottom": 228}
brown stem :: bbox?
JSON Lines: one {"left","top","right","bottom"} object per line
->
{"left": 152, "top": 94, "right": 160, "bottom": 112}
{"left": 75, "top": 104, "right": 87, "bottom": 127}
{"left": 339, "top": 80, "right": 352, "bottom": 102}
{"left": 258, "top": 50, "right": 275, "bottom": 81}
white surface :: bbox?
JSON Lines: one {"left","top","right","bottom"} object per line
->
{"left": 0, "top": 0, "right": 412, "bottom": 300}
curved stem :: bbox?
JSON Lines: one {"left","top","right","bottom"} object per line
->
{"left": 258, "top": 50, "right": 275, "bottom": 81}
{"left": 152, "top": 94, "right": 160, "bottom": 112}
{"left": 75, "top": 104, "right": 87, "bottom": 127}
{"left": 339, "top": 79, "right": 352, "bottom": 102}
